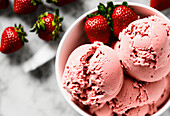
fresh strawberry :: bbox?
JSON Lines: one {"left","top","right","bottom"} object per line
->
{"left": 150, "top": 0, "right": 170, "bottom": 11}
{"left": 0, "top": 0, "right": 9, "bottom": 9}
{"left": 0, "top": 24, "right": 28, "bottom": 54}
{"left": 84, "top": 15, "right": 111, "bottom": 44}
{"left": 84, "top": 2, "right": 115, "bottom": 44}
{"left": 31, "top": 9, "right": 63, "bottom": 41}
{"left": 112, "top": 2, "right": 138, "bottom": 37}
{"left": 14, "top": 0, "right": 42, "bottom": 14}
{"left": 46, "top": 0, "right": 76, "bottom": 6}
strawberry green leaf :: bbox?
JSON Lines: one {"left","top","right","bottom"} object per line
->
{"left": 40, "top": 21, "right": 45, "bottom": 30}
{"left": 122, "top": 1, "right": 128, "bottom": 7}
{"left": 55, "top": 9, "right": 59, "bottom": 17}
{"left": 24, "top": 32, "right": 27, "bottom": 36}
{"left": 24, "top": 38, "right": 29, "bottom": 42}
{"left": 46, "top": 0, "right": 51, "bottom": 3}
{"left": 98, "top": 3, "right": 106, "bottom": 16}
{"left": 30, "top": 28, "right": 36, "bottom": 32}
{"left": 19, "top": 24, "right": 21, "bottom": 28}
{"left": 46, "top": 0, "right": 58, "bottom": 4}
{"left": 30, "top": 8, "right": 63, "bottom": 41}
{"left": 31, "top": 0, "right": 42, "bottom": 6}
{"left": 110, "top": 28, "right": 114, "bottom": 32}
{"left": 44, "top": 12, "right": 48, "bottom": 17}
{"left": 107, "top": 1, "right": 115, "bottom": 14}
{"left": 37, "top": 23, "right": 40, "bottom": 29}
{"left": 51, "top": 21, "right": 55, "bottom": 27}
{"left": 86, "top": 12, "right": 99, "bottom": 19}
{"left": 51, "top": 15, "right": 63, "bottom": 40}
{"left": 14, "top": 24, "right": 28, "bottom": 45}
{"left": 59, "top": 17, "right": 63, "bottom": 22}
{"left": 121, "top": 1, "right": 133, "bottom": 10}
{"left": 39, "top": 14, "right": 45, "bottom": 19}
{"left": 14, "top": 24, "right": 17, "bottom": 28}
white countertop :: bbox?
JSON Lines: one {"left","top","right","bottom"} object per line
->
{"left": 0, "top": 0, "right": 169, "bottom": 116}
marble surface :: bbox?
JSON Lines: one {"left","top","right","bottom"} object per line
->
{"left": 0, "top": 0, "right": 169, "bottom": 116}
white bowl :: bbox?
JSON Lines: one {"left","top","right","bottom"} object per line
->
{"left": 55, "top": 2, "right": 170, "bottom": 116}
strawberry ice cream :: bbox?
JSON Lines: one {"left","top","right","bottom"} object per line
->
{"left": 62, "top": 42, "right": 123, "bottom": 105}
{"left": 118, "top": 15, "right": 170, "bottom": 82}
{"left": 89, "top": 103, "right": 113, "bottom": 116}
{"left": 124, "top": 105, "right": 150, "bottom": 116}
{"left": 153, "top": 72, "right": 170, "bottom": 111}
{"left": 108, "top": 74, "right": 166, "bottom": 114}
{"left": 61, "top": 15, "right": 170, "bottom": 116}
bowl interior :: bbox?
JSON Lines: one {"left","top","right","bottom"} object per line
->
{"left": 56, "top": 2, "right": 170, "bottom": 116}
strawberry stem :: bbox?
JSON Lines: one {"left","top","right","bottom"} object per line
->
{"left": 98, "top": 3, "right": 106, "bottom": 16}
{"left": 31, "top": 0, "right": 42, "bottom": 6}
{"left": 30, "top": 8, "right": 63, "bottom": 41}
{"left": 122, "top": 1, "right": 128, "bottom": 7}
{"left": 14, "top": 24, "right": 28, "bottom": 45}
{"left": 46, "top": 0, "right": 58, "bottom": 4}
{"left": 51, "top": 9, "right": 63, "bottom": 40}
{"left": 96, "top": 2, "right": 115, "bottom": 32}
{"left": 30, "top": 12, "right": 49, "bottom": 32}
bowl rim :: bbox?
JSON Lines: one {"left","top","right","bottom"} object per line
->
{"left": 55, "top": 2, "right": 170, "bottom": 116}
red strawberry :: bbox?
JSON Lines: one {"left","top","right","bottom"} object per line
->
{"left": 84, "top": 15, "right": 111, "bottom": 44}
{"left": 0, "top": 24, "right": 28, "bottom": 54}
{"left": 0, "top": 0, "right": 9, "bottom": 9}
{"left": 150, "top": 0, "right": 170, "bottom": 11}
{"left": 46, "top": 0, "right": 76, "bottom": 6}
{"left": 14, "top": 0, "right": 42, "bottom": 14}
{"left": 31, "top": 9, "right": 63, "bottom": 41}
{"left": 112, "top": 4, "right": 138, "bottom": 37}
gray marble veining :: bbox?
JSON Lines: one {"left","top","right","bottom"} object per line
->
{"left": 0, "top": 0, "right": 169, "bottom": 116}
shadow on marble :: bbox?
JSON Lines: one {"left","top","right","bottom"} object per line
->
{"left": 59, "top": 0, "right": 85, "bottom": 18}
{"left": 29, "top": 60, "right": 53, "bottom": 82}
{"left": 6, "top": 45, "right": 33, "bottom": 65}
{"left": 161, "top": 8, "right": 170, "bottom": 19}
{"left": 0, "top": 1, "right": 14, "bottom": 17}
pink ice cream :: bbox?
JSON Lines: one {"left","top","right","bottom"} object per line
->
{"left": 89, "top": 103, "right": 113, "bottom": 116}
{"left": 124, "top": 105, "right": 150, "bottom": 116}
{"left": 143, "top": 73, "right": 170, "bottom": 115}
{"left": 153, "top": 72, "right": 170, "bottom": 111}
{"left": 108, "top": 74, "right": 166, "bottom": 114}
{"left": 89, "top": 103, "right": 152, "bottom": 116}
{"left": 62, "top": 42, "right": 123, "bottom": 105}
{"left": 62, "top": 15, "right": 170, "bottom": 116}
{"left": 118, "top": 15, "right": 170, "bottom": 82}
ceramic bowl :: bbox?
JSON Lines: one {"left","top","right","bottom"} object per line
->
{"left": 55, "top": 2, "right": 170, "bottom": 116}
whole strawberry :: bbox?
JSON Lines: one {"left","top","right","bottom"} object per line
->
{"left": 150, "top": 0, "right": 170, "bottom": 11}
{"left": 31, "top": 9, "right": 63, "bottom": 41}
{"left": 0, "top": 0, "right": 9, "bottom": 9}
{"left": 14, "top": 0, "right": 42, "bottom": 14}
{"left": 112, "top": 2, "right": 138, "bottom": 37}
{"left": 84, "top": 15, "right": 111, "bottom": 44}
{"left": 46, "top": 0, "right": 76, "bottom": 6}
{"left": 0, "top": 24, "right": 28, "bottom": 54}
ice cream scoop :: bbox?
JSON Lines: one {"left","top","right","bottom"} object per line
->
{"left": 124, "top": 105, "right": 150, "bottom": 116}
{"left": 118, "top": 15, "right": 170, "bottom": 82}
{"left": 89, "top": 103, "right": 113, "bottom": 116}
{"left": 153, "top": 72, "right": 170, "bottom": 111}
{"left": 109, "top": 74, "right": 166, "bottom": 114}
{"left": 62, "top": 42, "right": 124, "bottom": 105}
